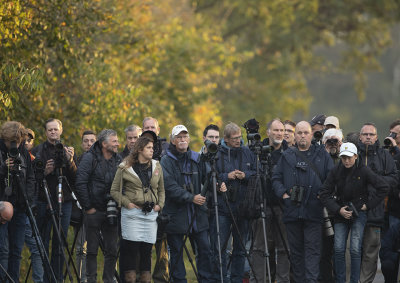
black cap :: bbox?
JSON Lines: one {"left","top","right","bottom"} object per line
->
{"left": 140, "top": 130, "right": 157, "bottom": 142}
{"left": 309, "top": 114, "right": 326, "bottom": 126}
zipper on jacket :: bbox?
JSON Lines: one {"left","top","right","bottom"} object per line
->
{"left": 365, "top": 144, "right": 368, "bottom": 166}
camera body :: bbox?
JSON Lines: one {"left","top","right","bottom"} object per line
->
{"left": 142, "top": 201, "right": 155, "bottom": 214}
{"left": 290, "top": 185, "right": 305, "bottom": 204}
{"left": 384, "top": 132, "right": 397, "bottom": 148}
{"left": 345, "top": 201, "right": 359, "bottom": 218}
{"left": 8, "top": 141, "right": 22, "bottom": 172}
{"left": 54, "top": 140, "right": 65, "bottom": 169}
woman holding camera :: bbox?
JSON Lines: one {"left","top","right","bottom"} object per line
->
{"left": 111, "top": 136, "right": 165, "bottom": 283}
{"left": 319, "top": 142, "right": 388, "bottom": 283}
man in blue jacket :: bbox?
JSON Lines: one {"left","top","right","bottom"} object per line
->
{"left": 272, "top": 121, "right": 334, "bottom": 283}
{"left": 161, "top": 124, "right": 214, "bottom": 283}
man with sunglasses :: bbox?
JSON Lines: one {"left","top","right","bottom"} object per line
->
{"left": 358, "top": 123, "right": 398, "bottom": 283}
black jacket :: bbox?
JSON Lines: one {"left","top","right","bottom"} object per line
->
{"left": 357, "top": 141, "right": 398, "bottom": 226}
{"left": 388, "top": 146, "right": 400, "bottom": 219}
{"left": 75, "top": 141, "right": 121, "bottom": 211}
{"left": 119, "top": 145, "right": 130, "bottom": 160}
{"left": 0, "top": 140, "right": 35, "bottom": 209}
{"left": 31, "top": 141, "right": 77, "bottom": 203}
{"left": 320, "top": 162, "right": 389, "bottom": 223}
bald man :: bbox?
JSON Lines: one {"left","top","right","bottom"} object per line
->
{"left": 272, "top": 121, "right": 334, "bottom": 283}
{"left": 0, "top": 201, "right": 13, "bottom": 224}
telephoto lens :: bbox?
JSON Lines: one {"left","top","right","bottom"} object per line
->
{"left": 323, "top": 207, "right": 334, "bottom": 237}
{"left": 106, "top": 199, "right": 118, "bottom": 226}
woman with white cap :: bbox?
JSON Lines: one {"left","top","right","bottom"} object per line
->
{"left": 319, "top": 142, "right": 389, "bottom": 283}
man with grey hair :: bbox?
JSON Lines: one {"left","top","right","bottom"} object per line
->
{"left": 76, "top": 129, "right": 121, "bottom": 283}
{"left": 120, "top": 125, "right": 142, "bottom": 159}
{"left": 0, "top": 201, "right": 13, "bottom": 224}
{"left": 322, "top": 128, "right": 343, "bottom": 164}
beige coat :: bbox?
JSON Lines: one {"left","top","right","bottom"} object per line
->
{"left": 110, "top": 159, "right": 165, "bottom": 209}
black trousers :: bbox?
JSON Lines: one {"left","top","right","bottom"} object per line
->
{"left": 120, "top": 239, "right": 153, "bottom": 272}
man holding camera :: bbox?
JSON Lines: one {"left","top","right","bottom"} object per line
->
{"left": 322, "top": 128, "right": 343, "bottom": 165}
{"left": 357, "top": 123, "right": 398, "bottom": 283}
{"left": 0, "top": 121, "right": 35, "bottom": 282}
{"left": 75, "top": 129, "right": 121, "bottom": 283}
{"left": 272, "top": 121, "right": 333, "bottom": 283}
{"left": 161, "top": 124, "right": 214, "bottom": 283}
{"left": 250, "top": 119, "right": 290, "bottom": 283}
{"left": 32, "top": 118, "right": 77, "bottom": 282}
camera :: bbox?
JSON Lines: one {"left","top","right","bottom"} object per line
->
{"left": 345, "top": 201, "right": 359, "bottom": 218}
{"left": 8, "top": 141, "right": 22, "bottom": 171}
{"left": 290, "top": 185, "right": 305, "bottom": 204}
{"left": 204, "top": 140, "right": 218, "bottom": 154}
{"left": 33, "top": 158, "right": 45, "bottom": 181}
{"left": 326, "top": 138, "right": 339, "bottom": 146}
{"left": 54, "top": 140, "right": 65, "bottom": 168}
{"left": 247, "top": 133, "right": 261, "bottom": 141}
{"left": 142, "top": 201, "right": 155, "bottom": 214}
{"left": 384, "top": 132, "right": 397, "bottom": 148}
{"left": 106, "top": 197, "right": 118, "bottom": 226}
{"left": 323, "top": 207, "right": 334, "bottom": 237}
{"left": 313, "top": 131, "right": 323, "bottom": 143}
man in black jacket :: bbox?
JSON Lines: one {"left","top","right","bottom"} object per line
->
{"left": 75, "top": 129, "right": 121, "bottom": 283}
{"left": 358, "top": 123, "right": 398, "bottom": 283}
{"left": 0, "top": 121, "right": 35, "bottom": 282}
{"left": 31, "top": 118, "right": 77, "bottom": 283}
{"left": 250, "top": 118, "right": 290, "bottom": 283}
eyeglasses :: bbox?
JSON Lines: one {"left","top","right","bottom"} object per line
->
{"left": 361, "top": 133, "right": 376, "bottom": 137}
{"left": 229, "top": 136, "right": 242, "bottom": 141}
{"left": 175, "top": 135, "right": 189, "bottom": 140}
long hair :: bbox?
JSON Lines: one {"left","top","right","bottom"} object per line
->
{"left": 124, "top": 136, "right": 153, "bottom": 168}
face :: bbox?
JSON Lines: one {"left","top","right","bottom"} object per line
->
{"left": 126, "top": 130, "right": 140, "bottom": 151}
{"left": 295, "top": 122, "right": 312, "bottom": 150}
{"left": 143, "top": 119, "right": 160, "bottom": 135}
{"left": 268, "top": 121, "right": 284, "bottom": 145}
{"left": 45, "top": 121, "right": 62, "bottom": 143}
{"left": 225, "top": 131, "right": 242, "bottom": 148}
{"left": 341, "top": 154, "right": 357, "bottom": 168}
{"left": 139, "top": 142, "right": 154, "bottom": 161}
{"left": 203, "top": 129, "right": 220, "bottom": 144}
{"left": 25, "top": 137, "right": 34, "bottom": 151}
{"left": 284, "top": 124, "right": 295, "bottom": 145}
{"left": 324, "top": 136, "right": 342, "bottom": 155}
{"left": 312, "top": 124, "right": 324, "bottom": 134}
{"left": 81, "top": 134, "right": 96, "bottom": 152}
{"left": 389, "top": 125, "right": 400, "bottom": 145}
{"left": 103, "top": 135, "right": 119, "bottom": 153}
{"left": 360, "top": 125, "right": 378, "bottom": 145}
{"left": 172, "top": 132, "right": 190, "bottom": 152}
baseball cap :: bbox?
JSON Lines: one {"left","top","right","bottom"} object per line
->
{"left": 324, "top": 116, "right": 340, "bottom": 129}
{"left": 310, "top": 114, "right": 326, "bottom": 126}
{"left": 339, "top": 142, "right": 357, "bottom": 157}
{"left": 171, "top": 125, "right": 188, "bottom": 138}
{"left": 140, "top": 130, "right": 157, "bottom": 142}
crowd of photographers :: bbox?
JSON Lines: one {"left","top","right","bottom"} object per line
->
{"left": 1, "top": 115, "right": 400, "bottom": 283}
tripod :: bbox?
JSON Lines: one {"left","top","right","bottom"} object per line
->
{"left": 0, "top": 262, "right": 15, "bottom": 283}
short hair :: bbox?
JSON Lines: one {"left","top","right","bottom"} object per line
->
{"left": 389, "top": 119, "right": 400, "bottom": 130}
{"left": 0, "top": 201, "right": 4, "bottom": 212}
{"left": 0, "top": 121, "right": 27, "bottom": 144}
{"left": 44, "top": 118, "right": 62, "bottom": 131}
{"left": 266, "top": 118, "right": 283, "bottom": 131}
{"left": 142, "top": 117, "right": 159, "bottom": 129}
{"left": 203, "top": 124, "right": 220, "bottom": 137}
{"left": 283, "top": 120, "right": 296, "bottom": 128}
{"left": 97, "top": 129, "right": 117, "bottom": 145}
{"left": 360, "top": 122, "right": 377, "bottom": 133}
{"left": 345, "top": 132, "right": 360, "bottom": 144}
{"left": 224, "top": 122, "right": 241, "bottom": 139}
{"left": 322, "top": 128, "right": 343, "bottom": 143}
{"left": 81, "top": 130, "right": 96, "bottom": 140}
{"left": 124, "top": 125, "right": 142, "bottom": 136}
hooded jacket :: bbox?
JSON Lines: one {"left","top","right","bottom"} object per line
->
{"left": 160, "top": 144, "right": 209, "bottom": 234}
{"left": 75, "top": 141, "right": 121, "bottom": 211}
{"left": 357, "top": 141, "right": 398, "bottom": 226}
{"left": 215, "top": 139, "right": 256, "bottom": 215}
{"left": 272, "top": 144, "right": 334, "bottom": 224}
{"left": 319, "top": 161, "right": 389, "bottom": 223}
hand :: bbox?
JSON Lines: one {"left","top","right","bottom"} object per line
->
{"left": 5, "top": 158, "right": 14, "bottom": 168}
{"left": 127, "top": 203, "right": 139, "bottom": 209}
{"left": 154, "top": 205, "right": 161, "bottom": 212}
{"left": 44, "top": 159, "right": 55, "bottom": 175}
{"left": 386, "top": 137, "right": 397, "bottom": 147}
{"left": 219, "top": 182, "right": 227, "bottom": 193}
{"left": 340, "top": 206, "right": 352, "bottom": 219}
{"left": 86, "top": 208, "right": 96, "bottom": 215}
{"left": 361, "top": 204, "right": 367, "bottom": 211}
{"left": 64, "top": 146, "right": 74, "bottom": 162}
{"left": 235, "top": 170, "right": 245, "bottom": 180}
{"left": 193, "top": 194, "right": 206, "bottom": 205}
{"left": 228, "top": 171, "right": 237, "bottom": 180}
{"left": 282, "top": 193, "right": 290, "bottom": 199}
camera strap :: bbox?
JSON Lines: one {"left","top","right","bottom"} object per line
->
{"left": 293, "top": 148, "right": 323, "bottom": 183}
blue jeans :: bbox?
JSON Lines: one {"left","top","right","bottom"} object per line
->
{"left": 168, "top": 230, "right": 213, "bottom": 283}
{"left": 209, "top": 214, "right": 249, "bottom": 283}
{"left": 389, "top": 215, "right": 400, "bottom": 229}
{"left": 334, "top": 211, "right": 367, "bottom": 283}
{"left": 25, "top": 217, "right": 44, "bottom": 283}
{"left": 0, "top": 209, "right": 27, "bottom": 282}
{"left": 36, "top": 200, "right": 72, "bottom": 283}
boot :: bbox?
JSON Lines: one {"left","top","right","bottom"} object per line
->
{"left": 140, "top": 271, "right": 151, "bottom": 283}
{"left": 125, "top": 270, "right": 136, "bottom": 283}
